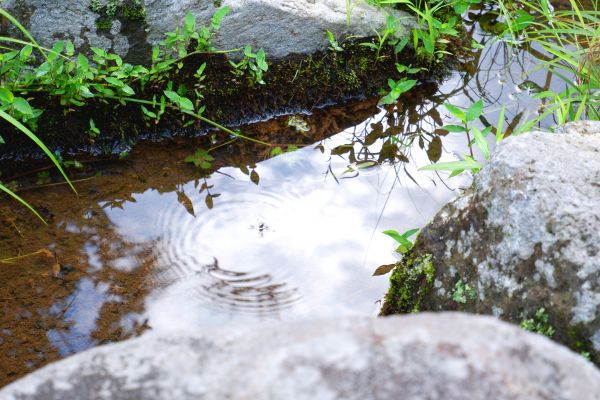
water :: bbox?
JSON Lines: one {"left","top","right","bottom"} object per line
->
{"left": 0, "top": 5, "right": 573, "bottom": 387}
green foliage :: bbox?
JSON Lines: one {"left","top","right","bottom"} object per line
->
{"left": 89, "top": 0, "right": 147, "bottom": 30}
{"left": 382, "top": 253, "right": 435, "bottom": 314}
{"left": 452, "top": 280, "right": 476, "bottom": 304}
{"left": 520, "top": 308, "right": 556, "bottom": 338}
{"left": 229, "top": 45, "right": 269, "bottom": 84}
{"left": 383, "top": 228, "right": 419, "bottom": 254}
{"left": 184, "top": 149, "right": 214, "bottom": 169}
{"left": 326, "top": 30, "right": 343, "bottom": 52}
{"left": 0, "top": 6, "right": 271, "bottom": 219}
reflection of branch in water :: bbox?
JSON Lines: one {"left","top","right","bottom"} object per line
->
{"left": 197, "top": 258, "right": 301, "bottom": 314}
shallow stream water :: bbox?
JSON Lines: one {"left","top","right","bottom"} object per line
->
{"left": 0, "top": 6, "right": 572, "bottom": 386}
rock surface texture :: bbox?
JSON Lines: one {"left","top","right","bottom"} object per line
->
{"left": 0, "top": 0, "right": 410, "bottom": 63}
{"left": 382, "top": 121, "right": 600, "bottom": 363}
{"left": 1, "top": 313, "right": 599, "bottom": 399}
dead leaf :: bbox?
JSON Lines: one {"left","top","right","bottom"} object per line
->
{"left": 373, "top": 263, "right": 396, "bottom": 276}
{"left": 52, "top": 263, "right": 61, "bottom": 278}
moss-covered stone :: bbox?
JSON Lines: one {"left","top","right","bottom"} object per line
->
{"left": 380, "top": 253, "right": 435, "bottom": 315}
{"left": 379, "top": 126, "right": 600, "bottom": 366}
{"left": 90, "top": 0, "right": 147, "bottom": 31}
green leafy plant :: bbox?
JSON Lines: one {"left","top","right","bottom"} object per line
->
{"left": 520, "top": 308, "right": 555, "bottom": 338}
{"left": 383, "top": 228, "right": 419, "bottom": 254}
{"left": 326, "top": 30, "right": 343, "bottom": 52}
{"left": 0, "top": 6, "right": 275, "bottom": 220}
{"left": 419, "top": 100, "right": 492, "bottom": 176}
{"left": 184, "top": 149, "right": 214, "bottom": 169}
{"left": 229, "top": 45, "right": 269, "bottom": 84}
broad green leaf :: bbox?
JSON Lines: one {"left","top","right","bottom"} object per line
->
{"left": 465, "top": 99, "right": 483, "bottom": 122}
{"left": 77, "top": 54, "right": 89, "bottom": 71}
{"left": 178, "top": 96, "right": 194, "bottom": 111}
{"left": 13, "top": 97, "right": 33, "bottom": 116}
{"left": 443, "top": 124, "right": 466, "bottom": 133}
{"left": 403, "top": 228, "right": 419, "bottom": 238}
{"left": 163, "top": 90, "right": 180, "bottom": 103}
{"left": 104, "top": 77, "right": 124, "bottom": 87}
{"left": 444, "top": 103, "right": 466, "bottom": 121}
{"left": 0, "top": 88, "right": 14, "bottom": 104}
{"left": 256, "top": 49, "right": 268, "bottom": 71}
{"left": 471, "top": 127, "right": 490, "bottom": 159}
{"left": 66, "top": 40, "right": 75, "bottom": 56}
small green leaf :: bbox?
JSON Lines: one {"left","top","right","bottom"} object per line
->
{"left": 443, "top": 124, "right": 466, "bottom": 133}
{"left": 66, "top": 40, "right": 75, "bottom": 56}
{"left": 465, "top": 99, "right": 484, "bottom": 122}
{"left": 13, "top": 97, "right": 34, "bottom": 116}
{"left": 471, "top": 127, "right": 490, "bottom": 160}
{"left": 0, "top": 88, "right": 14, "bottom": 104}
{"left": 444, "top": 103, "right": 466, "bottom": 122}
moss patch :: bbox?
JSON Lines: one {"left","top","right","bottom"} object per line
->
{"left": 380, "top": 253, "right": 435, "bottom": 315}
{"left": 90, "top": 0, "right": 146, "bottom": 31}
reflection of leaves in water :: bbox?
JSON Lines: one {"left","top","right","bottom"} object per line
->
{"left": 250, "top": 169, "right": 260, "bottom": 185}
{"left": 427, "top": 136, "right": 443, "bottom": 162}
{"left": 176, "top": 189, "right": 195, "bottom": 217}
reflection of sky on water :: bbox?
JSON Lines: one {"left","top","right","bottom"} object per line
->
{"left": 47, "top": 278, "right": 115, "bottom": 355}
{"left": 88, "top": 11, "right": 570, "bottom": 333}
{"left": 101, "top": 111, "right": 471, "bottom": 331}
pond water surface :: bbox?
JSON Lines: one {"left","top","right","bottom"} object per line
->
{"left": 0, "top": 5, "right": 573, "bottom": 386}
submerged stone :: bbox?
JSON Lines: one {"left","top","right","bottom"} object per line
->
{"left": 381, "top": 121, "right": 600, "bottom": 364}
{"left": 0, "top": 0, "right": 411, "bottom": 63}
{"left": 1, "top": 313, "right": 599, "bottom": 399}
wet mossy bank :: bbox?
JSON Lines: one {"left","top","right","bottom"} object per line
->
{"left": 0, "top": 40, "right": 447, "bottom": 164}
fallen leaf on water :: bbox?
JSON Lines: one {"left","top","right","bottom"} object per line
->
{"left": 373, "top": 263, "right": 396, "bottom": 276}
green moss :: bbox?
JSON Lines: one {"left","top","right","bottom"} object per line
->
{"left": 567, "top": 325, "right": 594, "bottom": 355}
{"left": 122, "top": 2, "right": 146, "bottom": 21}
{"left": 381, "top": 253, "right": 435, "bottom": 314}
{"left": 90, "top": 0, "right": 147, "bottom": 31}
{"left": 520, "top": 308, "right": 555, "bottom": 338}
{"left": 95, "top": 17, "right": 114, "bottom": 30}
{"left": 452, "top": 279, "right": 476, "bottom": 304}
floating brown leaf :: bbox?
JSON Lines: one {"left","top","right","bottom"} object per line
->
{"left": 373, "top": 263, "right": 396, "bottom": 276}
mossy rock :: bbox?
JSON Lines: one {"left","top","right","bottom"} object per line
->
{"left": 381, "top": 123, "right": 600, "bottom": 365}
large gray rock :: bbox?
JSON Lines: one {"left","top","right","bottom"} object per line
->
{"left": 1, "top": 313, "right": 599, "bottom": 399}
{"left": 0, "top": 0, "right": 410, "bottom": 63}
{"left": 382, "top": 121, "right": 600, "bottom": 363}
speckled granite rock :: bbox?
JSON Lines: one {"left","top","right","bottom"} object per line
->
{"left": 381, "top": 121, "right": 600, "bottom": 363}
{"left": 0, "top": 0, "right": 411, "bottom": 63}
{"left": 1, "top": 313, "right": 599, "bottom": 399}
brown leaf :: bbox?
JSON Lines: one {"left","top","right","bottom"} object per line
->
{"left": 176, "top": 190, "right": 195, "bottom": 217}
{"left": 52, "top": 263, "right": 61, "bottom": 278}
{"left": 373, "top": 263, "right": 396, "bottom": 276}
{"left": 205, "top": 194, "right": 214, "bottom": 210}
{"left": 250, "top": 170, "right": 260, "bottom": 185}
{"left": 427, "top": 136, "right": 443, "bottom": 162}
